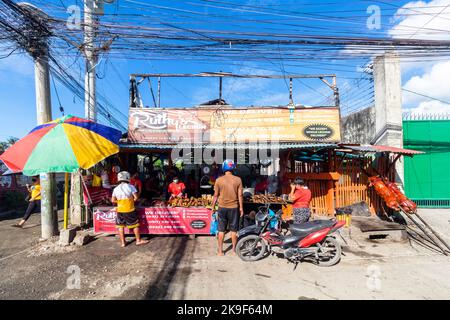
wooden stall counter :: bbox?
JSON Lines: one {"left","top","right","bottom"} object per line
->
{"left": 93, "top": 206, "right": 213, "bottom": 235}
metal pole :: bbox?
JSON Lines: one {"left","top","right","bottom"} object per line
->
{"left": 219, "top": 76, "right": 222, "bottom": 101}
{"left": 129, "top": 76, "right": 136, "bottom": 108}
{"left": 157, "top": 76, "right": 161, "bottom": 108}
{"left": 289, "top": 77, "right": 293, "bottom": 105}
{"left": 19, "top": 2, "right": 59, "bottom": 239}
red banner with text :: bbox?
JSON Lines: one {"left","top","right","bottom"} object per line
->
{"left": 94, "top": 206, "right": 213, "bottom": 235}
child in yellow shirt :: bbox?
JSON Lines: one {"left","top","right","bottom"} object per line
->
{"left": 13, "top": 177, "right": 41, "bottom": 228}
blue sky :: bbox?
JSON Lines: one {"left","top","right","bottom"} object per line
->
{"left": 1, "top": 0, "right": 449, "bottom": 140}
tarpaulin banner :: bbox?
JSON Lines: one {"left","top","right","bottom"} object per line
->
{"left": 128, "top": 107, "right": 341, "bottom": 144}
{"left": 93, "top": 206, "right": 213, "bottom": 235}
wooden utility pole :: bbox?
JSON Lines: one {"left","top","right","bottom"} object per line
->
{"left": 18, "top": 2, "right": 58, "bottom": 239}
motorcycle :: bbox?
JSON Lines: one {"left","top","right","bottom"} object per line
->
{"left": 236, "top": 204, "right": 345, "bottom": 267}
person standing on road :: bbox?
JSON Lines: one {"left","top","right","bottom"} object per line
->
{"left": 13, "top": 176, "right": 41, "bottom": 228}
{"left": 211, "top": 160, "right": 244, "bottom": 256}
{"left": 289, "top": 177, "right": 312, "bottom": 224}
{"left": 112, "top": 171, "right": 149, "bottom": 248}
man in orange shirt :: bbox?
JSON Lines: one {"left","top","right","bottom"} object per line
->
{"left": 289, "top": 177, "right": 312, "bottom": 224}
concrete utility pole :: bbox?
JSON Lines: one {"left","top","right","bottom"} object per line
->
{"left": 18, "top": 3, "right": 58, "bottom": 239}
{"left": 84, "top": 0, "right": 99, "bottom": 121}
{"left": 71, "top": 0, "right": 110, "bottom": 226}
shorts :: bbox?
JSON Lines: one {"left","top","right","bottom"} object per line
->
{"left": 293, "top": 208, "right": 311, "bottom": 224}
{"left": 115, "top": 211, "right": 140, "bottom": 229}
{"left": 218, "top": 207, "right": 240, "bottom": 232}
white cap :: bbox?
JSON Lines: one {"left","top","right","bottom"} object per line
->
{"left": 117, "top": 171, "right": 130, "bottom": 183}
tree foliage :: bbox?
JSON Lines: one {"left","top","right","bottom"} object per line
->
{"left": 0, "top": 137, "right": 18, "bottom": 154}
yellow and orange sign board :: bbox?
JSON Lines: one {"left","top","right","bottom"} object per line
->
{"left": 128, "top": 107, "right": 341, "bottom": 144}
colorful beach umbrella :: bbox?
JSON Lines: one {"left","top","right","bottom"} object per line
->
{"left": 0, "top": 115, "right": 122, "bottom": 230}
{"left": 0, "top": 115, "right": 122, "bottom": 176}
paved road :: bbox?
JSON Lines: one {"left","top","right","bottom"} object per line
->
{"left": 1, "top": 209, "right": 450, "bottom": 300}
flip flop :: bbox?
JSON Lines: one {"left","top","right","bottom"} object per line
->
{"left": 11, "top": 224, "right": 23, "bottom": 228}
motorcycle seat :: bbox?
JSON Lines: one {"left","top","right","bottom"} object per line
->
{"left": 290, "top": 220, "right": 335, "bottom": 236}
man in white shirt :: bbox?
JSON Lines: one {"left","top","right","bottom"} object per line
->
{"left": 112, "top": 171, "right": 149, "bottom": 248}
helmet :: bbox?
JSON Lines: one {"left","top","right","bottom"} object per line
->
{"left": 117, "top": 171, "right": 130, "bottom": 183}
{"left": 222, "top": 159, "right": 236, "bottom": 172}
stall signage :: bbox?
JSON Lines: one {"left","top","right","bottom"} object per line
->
{"left": 128, "top": 107, "right": 341, "bottom": 143}
{"left": 94, "top": 207, "right": 213, "bottom": 235}
{"left": 303, "top": 124, "right": 334, "bottom": 140}
{"left": 128, "top": 109, "right": 210, "bottom": 144}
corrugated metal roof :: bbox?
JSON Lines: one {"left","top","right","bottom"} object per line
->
{"left": 120, "top": 142, "right": 338, "bottom": 150}
{"left": 339, "top": 144, "right": 424, "bottom": 155}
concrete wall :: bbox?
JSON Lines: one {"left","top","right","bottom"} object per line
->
{"left": 341, "top": 106, "right": 375, "bottom": 144}
{"left": 373, "top": 52, "right": 404, "bottom": 184}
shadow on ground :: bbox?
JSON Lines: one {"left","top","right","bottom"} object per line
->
{"left": 0, "top": 210, "right": 25, "bottom": 222}
{"left": 144, "top": 236, "right": 195, "bottom": 299}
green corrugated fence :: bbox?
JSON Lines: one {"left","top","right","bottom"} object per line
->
{"left": 403, "top": 116, "right": 450, "bottom": 208}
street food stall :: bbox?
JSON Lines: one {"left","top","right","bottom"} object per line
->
{"left": 91, "top": 73, "right": 423, "bottom": 235}
{"left": 93, "top": 103, "right": 344, "bottom": 234}
{"left": 91, "top": 141, "right": 423, "bottom": 235}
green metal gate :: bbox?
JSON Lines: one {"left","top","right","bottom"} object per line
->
{"left": 403, "top": 114, "right": 450, "bottom": 208}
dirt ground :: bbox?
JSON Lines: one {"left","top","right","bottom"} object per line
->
{"left": 1, "top": 209, "right": 450, "bottom": 300}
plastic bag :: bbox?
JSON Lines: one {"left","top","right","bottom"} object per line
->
{"left": 268, "top": 208, "right": 278, "bottom": 230}
{"left": 210, "top": 211, "right": 218, "bottom": 235}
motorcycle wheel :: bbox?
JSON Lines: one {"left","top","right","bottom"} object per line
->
{"left": 316, "top": 236, "right": 341, "bottom": 267}
{"left": 236, "top": 235, "right": 267, "bottom": 262}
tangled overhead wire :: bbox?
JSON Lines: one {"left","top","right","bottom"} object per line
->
{"left": 2, "top": 0, "right": 450, "bottom": 119}
{"left": 0, "top": 0, "right": 127, "bottom": 131}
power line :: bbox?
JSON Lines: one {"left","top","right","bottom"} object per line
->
{"left": 408, "top": 3, "right": 450, "bottom": 39}
{"left": 402, "top": 88, "right": 450, "bottom": 106}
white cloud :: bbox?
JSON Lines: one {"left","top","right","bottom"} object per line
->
{"left": 389, "top": 0, "right": 450, "bottom": 40}
{"left": 190, "top": 65, "right": 297, "bottom": 106}
{"left": 405, "top": 100, "right": 450, "bottom": 114}
{"left": 387, "top": 0, "right": 450, "bottom": 113}
{"left": 402, "top": 60, "right": 450, "bottom": 107}
{"left": 222, "top": 66, "right": 275, "bottom": 97}
{"left": 252, "top": 92, "right": 289, "bottom": 106}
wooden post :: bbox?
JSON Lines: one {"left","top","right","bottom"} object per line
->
{"left": 327, "top": 180, "right": 335, "bottom": 216}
